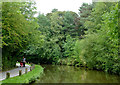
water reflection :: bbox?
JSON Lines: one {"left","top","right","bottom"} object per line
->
{"left": 34, "top": 65, "right": 120, "bottom": 83}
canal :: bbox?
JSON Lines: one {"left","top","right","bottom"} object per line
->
{"left": 32, "top": 65, "right": 120, "bottom": 83}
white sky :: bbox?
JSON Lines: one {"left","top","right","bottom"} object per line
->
{"left": 34, "top": 0, "right": 92, "bottom": 16}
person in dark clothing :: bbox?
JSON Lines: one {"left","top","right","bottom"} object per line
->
{"left": 23, "top": 57, "right": 26, "bottom": 67}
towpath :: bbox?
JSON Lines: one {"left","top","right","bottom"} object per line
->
{"left": 0, "top": 63, "right": 30, "bottom": 81}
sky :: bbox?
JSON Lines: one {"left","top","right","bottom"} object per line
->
{"left": 34, "top": 0, "right": 92, "bottom": 16}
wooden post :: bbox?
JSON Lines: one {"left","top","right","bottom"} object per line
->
{"left": 19, "top": 70, "right": 22, "bottom": 76}
{"left": 33, "top": 65, "right": 35, "bottom": 69}
{"left": 6, "top": 72, "right": 10, "bottom": 79}
{"left": 31, "top": 63, "right": 33, "bottom": 66}
{"left": 30, "top": 66, "right": 32, "bottom": 71}
{"left": 25, "top": 68, "right": 27, "bottom": 74}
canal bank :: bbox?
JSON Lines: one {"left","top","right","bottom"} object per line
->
{"left": 2, "top": 65, "right": 43, "bottom": 84}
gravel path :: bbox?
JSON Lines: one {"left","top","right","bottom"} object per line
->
{"left": 0, "top": 63, "right": 30, "bottom": 81}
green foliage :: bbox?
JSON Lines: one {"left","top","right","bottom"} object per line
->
{"left": 24, "top": 11, "right": 80, "bottom": 64}
{"left": 51, "top": 8, "right": 58, "bottom": 13}
{"left": 2, "top": 1, "right": 119, "bottom": 75}
{"left": 63, "top": 35, "right": 75, "bottom": 57}
{"left": 84, "top": 2, "right": 117, "bottom": 33}
{"left": 2, "top": 1, "right": 38, "bottom": 70}
{"left": 77, "top": 3, "right": 94, "bottom": 36}
{"left": 74, "top": 3, "right": 120, "bottom": 75}
{"left": 23, "top": 2, "right": 119, "bottom": 75}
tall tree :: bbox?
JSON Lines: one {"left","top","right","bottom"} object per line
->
{"left": 2, "top": 1, "right": 37, "bottom": 70}
{"left": 77, "top": 3, "right": 93, "bottom": 36}
{"left": 84, "top": 2, "right": 116, "bottom": 33}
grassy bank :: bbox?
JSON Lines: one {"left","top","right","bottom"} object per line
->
{"left": 2, "top": 65, "right": 43, "bottom": 84}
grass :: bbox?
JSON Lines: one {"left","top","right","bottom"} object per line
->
{"left": 2, "top": 65, "right": 43, "bottom": 84}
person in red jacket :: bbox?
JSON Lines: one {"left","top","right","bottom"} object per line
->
{"left": 20, "top": 61, "right": 23, "bottom": 67}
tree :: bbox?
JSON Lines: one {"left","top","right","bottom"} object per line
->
{"left": 84, "top": 2, "right": 116, "bottom": 33}
{"left": 74, "top": 3, "right": 120, "bottom": 75}
{"left": 2, "top": 1, "right": 38, "bottom": 70}
{"left": 52, "top": 8, "right": 58, "bottom": 13}
{"left": 77, "top": 3, "right": 93, "bottom": 36}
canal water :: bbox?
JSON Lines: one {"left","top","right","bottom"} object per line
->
{"left": 32, "top": 65, "right": 120, "bottom": 83}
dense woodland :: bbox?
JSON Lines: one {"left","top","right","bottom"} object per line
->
{"left": 1, "top": 1, "right": 120, "bottom": 75}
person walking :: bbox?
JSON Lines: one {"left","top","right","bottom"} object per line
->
{"left": 23, "top": 57, "right": 26, "bottom": 67}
